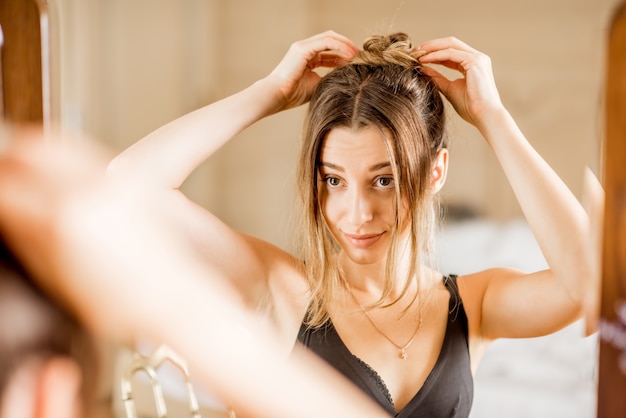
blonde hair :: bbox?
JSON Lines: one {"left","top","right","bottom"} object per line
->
{"left": 295, "top": 33, "right": 447, "bottom": 327}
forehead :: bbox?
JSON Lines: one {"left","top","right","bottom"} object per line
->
{"left": 319, "top": 126, "right": 390, "bottom": 164}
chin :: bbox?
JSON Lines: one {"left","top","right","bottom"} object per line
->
{"left": 341, "top": 247, "right": 387, "bottom": 267}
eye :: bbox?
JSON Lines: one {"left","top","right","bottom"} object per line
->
{"left": 323, "top": 176, "right": 342, "bottom": 188}
{"left": 375, "top": 176, "right": 395, "bottom": 189}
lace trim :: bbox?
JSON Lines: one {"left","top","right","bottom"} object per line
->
{"left": 351, "top": 354, "right": 394, "bottom": 406}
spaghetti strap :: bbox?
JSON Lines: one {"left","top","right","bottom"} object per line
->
{"left": 442, "top": 274, "right": 466, "bottom": 335}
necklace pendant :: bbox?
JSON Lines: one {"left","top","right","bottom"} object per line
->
{"left": 400, "top": 348, "right": 408, "bottom": 360}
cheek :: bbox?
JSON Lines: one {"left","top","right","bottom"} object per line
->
{"left": 319, "top": 192, "right": 341, "bottom": 228}
{"left": 380, "top": 195, "right": 400, "bottom": 223}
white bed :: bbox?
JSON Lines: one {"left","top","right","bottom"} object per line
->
{"left": 436, "top": 217, "right": 598, "bottom": 418}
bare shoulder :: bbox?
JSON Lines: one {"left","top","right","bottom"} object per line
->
{"left": 455, "top": 268, "right": 524, "bottom": 337}
{"left": 456, "top": 268, "right": 523, "bottom": 301}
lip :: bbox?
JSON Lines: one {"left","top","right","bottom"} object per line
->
{"left": 343, "top": 232, "right": 384, "bottom": 249}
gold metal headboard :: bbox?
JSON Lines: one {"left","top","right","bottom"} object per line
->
{"left": 121, "top": 345, "right": 202, "bottom": 418}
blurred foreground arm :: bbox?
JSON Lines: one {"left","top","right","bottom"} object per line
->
{"left": 0, "top": 127, "right": 387, "bottom": 418}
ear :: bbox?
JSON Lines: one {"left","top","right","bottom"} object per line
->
{"left": 35, "top": 357, "right": 83, "bottom": 418}
{"left": 429, "top": 148, "right": 448, "bottom": 194}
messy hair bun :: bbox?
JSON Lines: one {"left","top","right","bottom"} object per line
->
{"left": 350, "top": 32, "right": 424, "bottom": 67}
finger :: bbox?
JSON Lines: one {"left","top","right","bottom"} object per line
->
{"left": 417, "top": 36, "right": 479, "bottom": 55}
{"left": 308, "top": 30, "right": 360, "bottom": 56}
{"left": 422, "top": 58, "right": 467, "bottom": 75}
{"left": 293, "top": 31, "right": 359, "bottom": 64}
{"left": 418, "top": 48, "right": 477, "bottom": 75}
{"left": 309, "top": 52, "right": 351, "bottom": 69}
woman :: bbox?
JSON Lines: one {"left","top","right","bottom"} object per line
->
{"left": 105, "top": 30, "right": 591, "bottom": 417}
{"left": 0, "top": 29, "right": 592, "bottom": 417}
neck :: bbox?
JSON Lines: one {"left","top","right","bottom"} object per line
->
{"left": 337, "top": 253, "right": 414, "bottom": 303}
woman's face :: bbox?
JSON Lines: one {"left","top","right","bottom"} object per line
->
{"left": 318, "top": 125, "right": 405, "bottom": 267}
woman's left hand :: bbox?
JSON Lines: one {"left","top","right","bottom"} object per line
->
{"left": 418, "top": 37, "right": 504, "bottom": 129}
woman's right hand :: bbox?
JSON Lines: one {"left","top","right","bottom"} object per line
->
{"left": 266, "top": 31, "right": 359, "bottom": 112}
{"left": 418, "top": 37, "right": 504, "bottom": 132}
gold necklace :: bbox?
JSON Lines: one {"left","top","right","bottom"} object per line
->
{"left": 348, "top": 289, "right": 423, "bottom": 360}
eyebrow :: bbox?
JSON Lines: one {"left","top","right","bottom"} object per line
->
{"left": 319, "top": 161, "right": 391, "bottom": 172}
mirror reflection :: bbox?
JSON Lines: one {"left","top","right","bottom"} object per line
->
{"left": 46, "top": 1, "right": 620, "bottom": 417}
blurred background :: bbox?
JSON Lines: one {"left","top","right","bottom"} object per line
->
{"left": 52, "top": 0, "right": 616, "bottom": 249}
{"left": 15, "top": 0, "right": 624, "bottom": 417}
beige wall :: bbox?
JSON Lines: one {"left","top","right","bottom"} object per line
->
{"left": 47, "top": 1, "right": 620, "bottom": 416}
{"left": 54, "top": 0, "right": 620, "bottom": 251}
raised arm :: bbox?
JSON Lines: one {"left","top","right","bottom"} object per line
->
{"left": 107, "top": 31, "right": 359, "bottom": 190}
{"left": 419, "top": 37, "right": 593, "bottom": 339}
{"left": 103, "top": 32, "right": 360, "bottom": 342}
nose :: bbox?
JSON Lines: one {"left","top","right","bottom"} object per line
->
{"left": 346, "top": 186, "right": 374, "bottom": 227}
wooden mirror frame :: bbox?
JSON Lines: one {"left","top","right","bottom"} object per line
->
{"left": 0, "top": 0, "right": 51, "bottom": 126}
{"left": 597, "top": 1, "right": 626, "bottom": 416}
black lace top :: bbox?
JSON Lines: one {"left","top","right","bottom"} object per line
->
{"left": 297, "top": 275, "right": 473, "bottom": 417}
